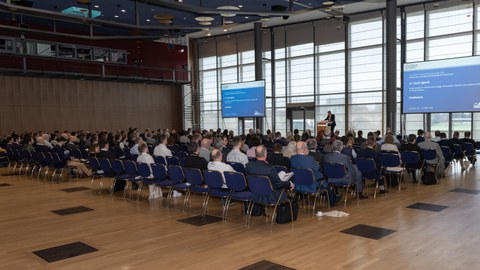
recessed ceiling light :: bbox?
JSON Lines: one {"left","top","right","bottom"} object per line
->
{"left": 217, "top": 5, "right": 239, "bottom": 17}
{"left": 205, "top": 32, "right": 211, "bottom": 37}
{"left": 323, "top": 1, "right": 334, "bottom": 5}
{"left": 114, "top": 15, "right": 119, "bottom": 18}
{"left": 245, "top": 16, "right": 249, "bottom": 19}
{"left": 121, "top": 9, "right": 126, "bottom": 13}
{"left": 146, "top": 19, "right": 150, "bottom": 22}
{"left": 195, "top": 16, "right": 214, "bottom": 22}
{"left": 94, "top": 5, "right": 99, "bottom": 8}
{"left": 238, "top": 5, "right": 243, "bottom": 8}
{"left": 199, "top": 21, "right": 212, "bottom": 26}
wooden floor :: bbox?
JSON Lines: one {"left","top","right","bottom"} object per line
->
{"left": 1, "top": 164, "right": 480, "bottom": 270}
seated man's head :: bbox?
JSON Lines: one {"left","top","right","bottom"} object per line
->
{"left": 139, "top": 143, "right": 149, "bottom": 154}
{"left": 295, "top": 141, "right": 308, "bottom": 155}
{"left": 255, "top": 145, "right": 267, "bottom": 161}
{"left": 331, "top": 140, "right": 343, "bottom": 152}
{"left": 210, "top": 148, "right": 223, "bottom": 162}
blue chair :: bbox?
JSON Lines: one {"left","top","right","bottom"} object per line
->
{"left": 203, "top": 170, "right": 232, "bottom": 219}
{"left": 137, "top": 162, "right": 157, "bottom": 200}
{"left": 224, "top": 171, "right": 253, "bottom": 223}
{"left": 441, "top": 146, "right": 453, "bottom": 166}
{"left": 150, "top": 163, "right": 177, "bottom": 203}
{"left": 463, "top": 142, "right": 476, "bottom": 165}
{"left": 50, "top": 152, "right": 67, "bottom": 182}
{"left": 183, "top": 167, "right": 209, "bottom": 215}
{"left": 246, "top": 175, "right": 293, "bottom": 229}
{"left": 168, "top": 165, "right": 190, "bottom": 210}
{"left": 179, "top": 144, "right": 190, "bottom": 153}
{"left": 167, "top": 144, "right": 180, "bottom": 153}
{"left": 123, "top": 148, "right": 132, "bottom": 160}
{"left": 154, "top": 156, "right": 167, "bottom": 165}
{"left": 401, "top": 151, "right": 422, "bottom": 184}
{"left": 98, "top": 158, "right": 114, "bottom": 191}
{"left": 324, "top": 162, "right": 356, "bottom": 206}
{"left": 110, "top": 159, "right": 132, "bottom": 195}
{"left": 122, "top": 160, "right": 143, "bottom": 198}
{"left": 113, "top": 147, "right": 126, "bottom": 159}
{"left": 89, "top": 157, "right": 103, "bottom": 184}
{"left": 291, "top": 168, "right": 330, "bottom": 216}
{"left": 380, "top": 153, "right": 405, "bottom": 191}
{"left": 453, "top": 144, "right": 464, "bottom": 166}
{"left": 175, "top": 151, "right": 189, "bottom": 159}
{"left": 166, "top": 156, "right": 180, "bottom": 166}
{"left": 71, "top": 148, "right": 83, "bottom": 160}
{"left": 355, "top": 158, "right": 381, "bottom": 198}
{"left": 226, "top": 162, "right": 245, "bottom": 174}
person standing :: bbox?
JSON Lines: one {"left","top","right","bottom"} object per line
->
{"left": 324, "top": 111, "right": 336, "bottom": 135}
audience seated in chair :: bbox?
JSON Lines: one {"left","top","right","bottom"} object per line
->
{"left": 52, "top": 137, "right": 92, "bottom": 178}
{"left": 207, "top": 149, "right": 235, "bottom": 188}
{"left": 418, "top": 131, "right": 445, "bottom": 176}
{"left": 357, "top": 136, "right": 387, "bottom": 192}
{"left": 226, "top": 137, "right": 249, "bottom": 167}
{"left": 400, "top": 134, "right": 424, "bottom": 183}
{"left": 137, "top": 143, "right": 163, "bottom": 200}
{"left": 266, "top": 143, "right": 291, "bottom": 170}
{"left": 199, "top": 138, "right": 212, "bottom": 162}
{"left": 184, "top": 142, "right": 208, "bottom": 170}
{"left": 153, "top": 135, "right": 172, "bottom": 157}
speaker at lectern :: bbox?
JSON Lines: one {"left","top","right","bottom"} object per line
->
{"left": 317, "top": 121, "right": 331, "bottom": 135}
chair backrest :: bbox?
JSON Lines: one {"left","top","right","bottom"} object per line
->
{"left": 355, "top": 158, "right": 377, "bottom": 174}
{"left": 80, "top": 149, "right": 89, "bottom": 159}
{"left": 401, "top": 151, "right": 420, "bottom": 165}
{"left": 123, "top": 148, "right": 132, "bottom": 160}
{"left": 183, "top": 167, "right": 204, "bottom": 186}
{"left": 247, "top": 175, "right": 274, "bottom": 196}
{"left": 43, "top": 152, "right": 53, "bottom": 163}
{"left": 89, "top": 157, "right": 100, "bottom": 170}
{"left": 123, "top": 160, "right": 138, "bottom": 177}
{"left": 168, "top": 165, "right": 184, "bottom": 184}
{"left": 324, "top": 162, "right": 347, "bottom": 179}
{"left": 464, "top": 142, "right": 475, "bottom": 153}
{"left": 224, "top": 171, "right": 248, "bottom": 192}
{"left": 113, "top": 147, "right": 125, "bottom": 159}
{"left": 275, "top": 165, "right": 288, "bottom": 174}
{"left": 151, "top": 163, "right": 168, "bottom": 180}
{"left": 167, "top": 144, "right": 179, "bottom": 152}
{"left": 226, "top": 162, "right": 245, "bottom": 173}
{"left": 179, "top": 144, "right": 190, "bottom": 153}
{"left": 137, "top": 162, "right": 152, "bottom": 178}
{"left": 72, "top": 148, "right": 82, "bottom": 159}
{"left": 291, "top": 168, "right": 315, "bottom": 186}
{"left": 421, "top": 149, "right": 437, "bottom": 161}
{"left": 131, "top": 154, "right": 139, "bottom": 162}
{"left": 453, "top": 144, "right": 463, "bottom": 155}
{"left": 98, "top": 158, "right": 112, "bottom": 173}
{"left": 154, "top": 156, "right": 167, "bottom": 165}
{"left": 380, "top": 153, "right": 401, "bottom": 167}
{"left": 441, "top": 146, "right": 452, "bottom": 160}
{"left": 166, "top": 156, "right": 180, "bottom": 166}
{"left": 110, "top": 159, "right": 125, "bottom": 175}
{"left": 203, "top": 170, "right": 225, "bottom": 189}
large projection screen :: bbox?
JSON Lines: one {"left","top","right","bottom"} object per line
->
{"left": 402, "top": 56, "right": 480, "bottom": 113}
{"left": 221, "top": 80, "right": 266, "bottom": 118}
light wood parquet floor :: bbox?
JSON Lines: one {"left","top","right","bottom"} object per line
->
{"left": 1, "top": 163, "right": 480, "bottom": 270}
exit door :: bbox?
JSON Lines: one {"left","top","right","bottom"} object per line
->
{"left": 286, "top": 107, "right": 315, "bottom": 134}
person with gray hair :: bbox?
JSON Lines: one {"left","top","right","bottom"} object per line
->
{"left": 325, "top": 140, "right": 367, "bottom": 199}
{"left": 306, "top": 138, "right": 324, "bottom": 168}
{"left": 290, "top": 141, "right": 324, "bottom": 191}
{"left": 418, "top": 131, "right": 446, "bottom": 174}
{"left": 213, "top": 135, "right": 230, "bottom": 161}
{"left": 207, "top": 149, "right": 235, "bottom": 188}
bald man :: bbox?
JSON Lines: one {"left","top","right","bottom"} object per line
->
{"left": 290, "top": 141, "right": 324, "bottom": 181}
{"left": 207, "top": 149, "right": 235, "bottom": 188}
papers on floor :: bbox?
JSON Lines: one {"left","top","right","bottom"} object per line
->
{"left": 315, "top": 210, "right": 350, "bottom": 218}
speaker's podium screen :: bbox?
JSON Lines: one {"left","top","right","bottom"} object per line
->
{"left": 221, "top": 80, "right": 266, "bottom": 118}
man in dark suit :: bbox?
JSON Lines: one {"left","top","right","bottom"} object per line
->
{"left": 325, "top": 140, "right": 367, "bottom": 199}
{"left": 246, "top": 145, "right": 294, "bottom": 191}
{"left": 97, "top": 140, "right": 117, "bottom": 160}
{"left": 184, "top": 142, "right": 208, "bottom": 170}
{"left": 415, "top": 129, "right": 425, "bottom": 144}
{"left": 266, "top": 143, "right": 291, "bottom": 170}
{"left": 451, "top": 131, "right": 465, "bottom": 167}
{"left": 400, "top": 134, "right": 424, "bottom": 183}
{"left": 324, "top": 111, "right": 336, "bottom": 135}
{"left": 306, "top": 139, "right": 324, "bottom": 172}
{"left": 357, "top": 136, "right": 387, "bottom": 192}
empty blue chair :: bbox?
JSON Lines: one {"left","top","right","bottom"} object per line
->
{"left": 110, "top": 159, "right": 132, "bottom": 194}
{"left": 226, "top": 162, "right": 245, "bottom": 174}
{"left": 463, "top": 142, "right": 476, "bottom": 165}
{"left": 123, "top": 160, "right": 143, "bottom": 198}
{"left": 441, "top": 146, "right": 453, "bottom": 165}
{"left": 183, "top": 167, "right": 209, "bottom": 215}
{"left": 166, "top": 156, "right": 180, "bottom": 166}
{"left": 168, "top": 165, "right": 190, "bottom": 209}
{"left": 401, "top": 151, "right": 421, "bottom": 184}
{"left": 154, "top": 156, "right": 167, "bottom": 165}
{"left": 246, "top": 175, "right": 292, "bottom": 229}
{"left": 224, "top": 171, "right": 253, "bottom": 222}
{"left": 203, "top": 170, "right": 231, "bottom": 219}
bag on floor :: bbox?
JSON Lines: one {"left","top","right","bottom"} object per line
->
{"left": 275, "top": 200, "right": 299, "bottom": 224}
{"left": 421, "top": 171, "right": 437, "bottom": 185}
{"left": 243, "top": 202, "right": 265, "bottom": 216}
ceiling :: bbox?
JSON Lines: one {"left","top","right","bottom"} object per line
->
{"left": 0, "top": 0, "right": 432, "bottom": 41}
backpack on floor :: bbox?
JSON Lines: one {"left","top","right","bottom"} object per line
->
{"left": 421, "top": 171, "right": 437, "bottom": 185}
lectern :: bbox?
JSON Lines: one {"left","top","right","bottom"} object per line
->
{"left": 317, "top": 121, "right": 331, "bottom": 135}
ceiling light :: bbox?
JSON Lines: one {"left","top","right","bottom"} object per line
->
{"left": 205, "top": 32, "right": 211, "bottom": 37}
{"left": 224, "top": 20, "right": 234, "bottom": 24}
{"left": 217, "top": 5, "right": 240, "bottom": 17}
{"left": 238, "top": 5, "right": 243, "bottom": 8}
{"left": 146, "top": 19, "right": 150, "bottom": 22}
{"left": 245, "top": 16, "right": 249, "bottom": 19}
{"left": 94, "top": 5, "right": 99, "bottom": 8}
{"left": 260, "top": 17, "right": 270, "bottom": 22}
{"left": 195, "top": 16, "right": 214, "bottom": 22}
{"left": 157, "top": 19, "right": 173, "bottom": 24}
{"left": 114, "top": 15, "right": 119, "bottom": 18}
{"left": 199, "top": 21, "right": 212, "bottom": 26}
{"left": 121, "top": 9, "right": 126, "bottom": 13}
{"left": 323, "top": 1, "right": 334, "bottom": 5}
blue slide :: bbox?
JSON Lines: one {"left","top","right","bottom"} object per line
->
{"left": 403, "top": 56, "right": 480, "bottom": 113}
{"left": 221, "top": 81, "right": 265, "bottom": 118}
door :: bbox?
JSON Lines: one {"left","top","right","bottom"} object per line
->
{"left": 287, "top": 107, "right": 315, "bottom": 134}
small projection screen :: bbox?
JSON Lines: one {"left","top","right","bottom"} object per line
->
{"left": 221, "top": 80, "right": 266, "bottom": 118}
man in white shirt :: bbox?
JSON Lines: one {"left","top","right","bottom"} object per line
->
{"left": 137, "top": 144, "right": 162, "bottom": 200}
{"left": 207, "top": 149, "right": 235, "bottom": 188}
{"left": 153, "top": 135, "right": 172, "bottom": 157}
{"left": 226, "top": 137, "right": 249, "bottom": 167}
